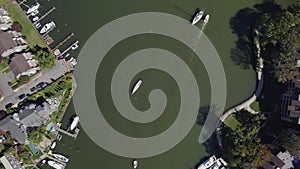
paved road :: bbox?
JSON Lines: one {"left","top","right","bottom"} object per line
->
{"left": 0, "top": 60, "right": 70, "bottom": 110}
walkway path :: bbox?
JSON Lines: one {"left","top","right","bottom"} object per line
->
{"left": 219, "top": 28, "right": 264, "bottom": 122}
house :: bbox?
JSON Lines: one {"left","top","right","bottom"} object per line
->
{"left": 0, "top": 8, "right": 12, "bottom": 31}
{"left": 280, "top": 72, "right": 300, "bottom": 124}
{"left": 0, "top": 31, "right": 27, "bottom": 58}
{"left": 276, "top": 151, "right": 294, "bottom": 169}
{"left": 15, "top": 102, "right": 54, "bottom": 128}
{"left": 0, "top": 155, "right": 24, "bottom": 169}
{"left": 9, "top": 54, "right": 39, "bottom": 79}
{"left": 0, "top": 116, "right": 26, "bottom": 144}
{"left": 262, "top": 153, "right": 285, "bottom": 169}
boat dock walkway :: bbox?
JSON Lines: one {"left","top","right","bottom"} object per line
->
{"left": 18, "top": 0, "right": 28, "bottom": 6}
{"left": 54, "top": 123, "right": 79, "bottom": 139}
{"left": 60, "top": 40, "right": 79, "bottom": 56}
{"left": 33, "top": 7, "right": 56, "bottom": 25}
{"left": 34, "top": 153, "right": 66, "bottom": 166}
{"left": 51, "top": 33, "right": 74, "bottom": 51}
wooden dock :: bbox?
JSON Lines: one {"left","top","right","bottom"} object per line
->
{"left": 57, "top": 127, "right": 79, "bottom": 139}
{"left": 33, "top": 7, "right": 56, "bottom": 25}
{"left": 51, "top": 33, "right": 74, "bottom": 51}
{"left": 59, "top": 40, "right": 79, "bottom": 57}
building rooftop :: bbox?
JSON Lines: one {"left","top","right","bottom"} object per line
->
{"left": 9, "top": 54, "right": 31, "bottom": 77}
{"left": 0, "top": 116, "right": 26, "bottom": 144}
{"left": 262, "top": 153, "right": 285, "bottom": 169}
{"left": 0, "top": 31, "right": 16, "bottom": 56}
{"left": 0, "top": 155, "right": 22, "bottom": 169}
{"left": 276, "top": 151, "right": 294, "bottom": 169}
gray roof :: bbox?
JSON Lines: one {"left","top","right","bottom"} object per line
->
{"left": 0, "top": 155, "right": 21, "bottom": 169}
{"left": 0, "top": 116, "right": 26, "bottom": 144}
{"left": 35, "top": 102, "right": 53, "bottom": 120}
{"left": 0, "top": 31, "right": 16, "bottom": 56}
{"left": 19, "top": 109, "right": 43, "bottom": 128}
{"left": 9, "top": 54, "right": 31, "bottom": 77}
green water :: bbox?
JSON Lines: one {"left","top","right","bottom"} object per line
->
{"left": 26, "top": 0, "right": 280, "bottom": 168}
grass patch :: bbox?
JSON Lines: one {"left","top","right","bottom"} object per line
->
{"left": 250, "top": 101, "right": 260, "bottom": 112}
{"left": 2, "top": 67, "right": 10, "bottom": 74}
{"left": 0, "top": 0, "right": 9, "bottom": 6}
{"left": 5, "top": 2, "right": 46, "bottom": 47}
{"left": 0, "top": 59, "right": 8, "bottom": 72}
{"left": 224, "top": 115, "right": 241, "bottom": 130}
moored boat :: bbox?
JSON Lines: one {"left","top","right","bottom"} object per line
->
{"left": 131, "top": 80, "right": 142, "bottom": 94}
{"left": 40, "top": 21, "right": 56, "bottom": 34}
{"left": 26, "top": 2, "right": 40, "bottom": 14}
{"left": 192, "top": 10, "right": 204, "bottom": 25}
{"left": 197, "top": 155, "right": 217, "bottom": 169}
{"left": 204, "top": 15, "right": 210, "bottom": 23}
{"left": 32, "top": 16, "right": 39, "bottom": 21}
{"left": 53, "top": 153, "right": 69, "bottom": 163}
{"left": 132, "top": 160, "right": 138, "bottom": 169}
{"left": 70, "top": 116, "right": 79, "bottom": 131}
{"left": 48, "top": 160, "right": 65, "bottom": 169}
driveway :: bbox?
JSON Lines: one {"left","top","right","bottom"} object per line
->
{"left": 0, "top": 60, "right": 70, "bottom": 110}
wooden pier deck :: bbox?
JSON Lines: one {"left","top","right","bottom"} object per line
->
{"left": 51, "top": 33, "right": 74, "bottom": 51}
{"left": 33, "top": 7, "right": 56, "bottom": 25}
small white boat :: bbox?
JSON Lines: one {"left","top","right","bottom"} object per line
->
{"left": 71, "top": 43, "right": 78, "bottom": 50}
{"left": 32, "top": 16, "right": 39, "bottom": 22}
{"left": 204, "top": 15, "right": 210, "bottom": 23}
{"left": 50, "top": 142, "right": 56, "bottom": 149}
{"left": 198, "top": 155, "right": 217, "bottom": 169}
{"left": 132, "top": 160, "right": 138, "bottom": 169}
{"left": 41, "top": 159, "right": 46, "bottom": 165}
{"left": 48, "top": 160, "right": 65, "bottom": 169}
{"left": 192, "top": 10, "right": 204, "bottom": 25}
{"left": 70, "top": 116, "right": 79, "bottom": 131}
{"left": 53, "top": 153, "right": 69, "bottom": 163}
{"left": 131, "top": 80, "right": 142, "bottom": 94}
{"left": 26, "top": 2, "right": 40, "bottom": 14}
{"left": 30, "top": 10, "right": 39, "bottom": 16}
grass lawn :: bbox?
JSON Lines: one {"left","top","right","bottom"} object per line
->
{"left": 224, "top": 115, "right": 241, "bottom": 130}
{"left": 0, "top": 58, "right": 8, "bottom": 71}
{"left": 0, "top": 0, "right": 9, "bottom": 6}
{"left": 5, "top": 2, "right": 46, "bottom": 48}
{"left": 250, "top": 101, "right": 260, "bottom": 112}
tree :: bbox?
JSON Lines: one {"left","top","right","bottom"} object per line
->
{"left": 281, "top": 130, "right": 300, "bottom": 155}
{"left": 272, "top": 52, "right": 298, "bottom": 83}
{"left": 27, "top": 127, "right": 45, "bottom": 144}
{"left": 30, "top": 45, "right": 55, "bottom": 71}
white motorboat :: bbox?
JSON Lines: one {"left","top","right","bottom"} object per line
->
{"left": 32, "top": 16, "right": 39, "bottom": 21}
{"left": 132, "top": 160, "right": 138, "bottom": 169}
{"left": 131, "top": 80, "right": 142, "bottom": 94}
{"left": 30, "top": 10, "right": 39, "bottom": 16}
{"left": 26, "top": 2, "right": 40, "bottom": 14}
{"left": 192, "top": 10, "right": 204, "bottom": 25}
{"left": 71, "top": 43, "right": 78, "bottom": 50}
{"left": 50, "top": 141, "right": 56, "bottom": 149}
{"left": 35, "top": 23, "right": 41, "bottom": 29}
{"left": 70, "top": 116, "right": 79, "bottom": 131}
{"left": 40, "top": 21, "right": 56, "bottom": 34}
{"left": 204, "top": 15, "right": 210, "bottom": 23}
{"left": 48, "top": 161, "right": 65, "bottom": 169}
{"left": 197, "top": 155, "right": 217, "bottom": 169}
{"left": 53, "top": 153, "right": 69, "bottom": 163}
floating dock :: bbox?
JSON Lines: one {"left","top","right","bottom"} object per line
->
{"left": 51, "top": 33, "right": 74, "bottom": 51}
{"left": 59, "top": 40, "right": 79, "bottom": 57}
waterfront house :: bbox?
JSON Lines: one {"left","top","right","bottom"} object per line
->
{"left": 0, "top": 154, "right": 24, "bottom": 169}
{"left": 0, "top": 115, "right": 26, "bottom": 144}
{"left": 0, "top": 31, "right": 27, "bottom": 58}
{"left": 9, "top": 54, "right": 40, "bottom": 79}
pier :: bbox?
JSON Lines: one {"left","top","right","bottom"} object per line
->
{"left": 53, "top": 123, "right": 79, "bottom": 139}
{"left": 51, "top": 33, "right": 74, "bottom": 51}
{"left": 59, "top": 40, "right": 79, "bottom": 57}
{"left": 33, "top": 7, "right": 56, "bottom": 25}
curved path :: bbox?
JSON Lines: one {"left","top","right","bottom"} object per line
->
{"left": 219, "top": 29, "right": 264, "bottom": 123}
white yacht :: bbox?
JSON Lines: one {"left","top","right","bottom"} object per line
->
{"left": 26, "top": 2, "right": 40, "bottom": 14}
{"left": 30, "top": 10, "right": 39, "bottom": 16}
{"left": 131, "top": 80, "right": 142, "bottom": 94}
{"left": 192, "top": 10, "right": 204, "bottom": 25}
{"left": 48, "top": 161, "right": 65, "bottom": 169}
{"left": 70, "top": 116, "right": 79, "bottom": 131}
{"left": 132, "top": 160, "right": 138, "bottom": 169}
{"left": 32, "top": 16, "right": 39, "bottom": 22}
{"left": 53, "top": 154, "right": 69, "bottom": 163}
{"left": 204, "top": 15, "right": 210, "bottom": 23}
{"left": 40, "top": 21, "right": 56, "bottom": 34}
{"left": 197, "top": 155, "right": 217, "bottom": 169}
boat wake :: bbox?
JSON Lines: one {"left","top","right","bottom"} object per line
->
{"left": 192, "top": 23, "right": 206, "bottom": 51}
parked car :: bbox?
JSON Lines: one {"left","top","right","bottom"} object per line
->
{"left": 18, "top": 94, "right": 26, "bottom": 100}
{"left": 5, "top": 103, "right": 13, "bottom": 109}
{"left": 30, "top": 87, "right": 36, "bottom": 92}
